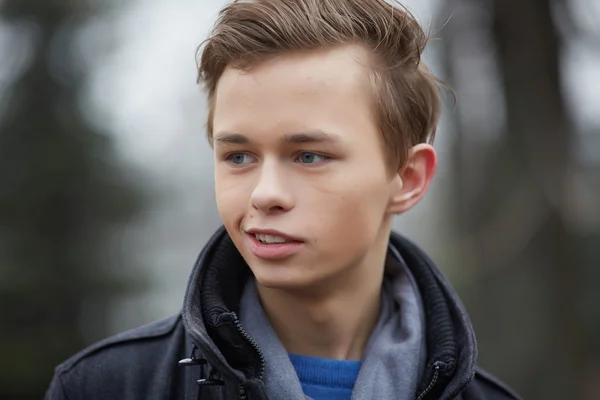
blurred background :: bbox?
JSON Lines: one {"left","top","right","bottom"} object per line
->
{"left": 0, "top": 0, "right": 598, "bottom": 398}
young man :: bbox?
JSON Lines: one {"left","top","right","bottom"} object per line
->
{"left": 45, "top": 1, "right": 521, "bottom": 399}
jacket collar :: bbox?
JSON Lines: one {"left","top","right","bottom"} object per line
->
{"left": 390, "top": 232, "right": 477, "bottom": 398}
{"left": 181, "top": 226, "right": 477, "bottom": 399}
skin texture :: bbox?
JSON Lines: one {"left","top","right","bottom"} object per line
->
{"left": 212, "top": 44, "right": 437, "bottom": 360}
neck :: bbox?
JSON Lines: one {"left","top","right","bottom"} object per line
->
{"left": 256, "top": 247, "right": 387, "bottom": 361}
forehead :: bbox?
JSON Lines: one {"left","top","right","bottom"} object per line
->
{"left": 212, "top": 45, "right": 377, "bottom": 138}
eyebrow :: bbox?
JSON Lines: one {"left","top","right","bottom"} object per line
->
{"left": 213, "top": 130, "right": 341, "bottom": 145}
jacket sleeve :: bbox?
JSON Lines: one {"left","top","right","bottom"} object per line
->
{"left": 44, "top": 372, "right": 70, "bottom": 400}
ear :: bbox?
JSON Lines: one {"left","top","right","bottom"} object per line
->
{"left": 387, "top": 144, "right": 437, "bottom": 215}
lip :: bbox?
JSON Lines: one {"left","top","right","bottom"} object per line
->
{"left": 245, "top": 228, "right": 304, "bottom": 260}
{"left": 245, "top": 228, "right": 304, "bottom": 242}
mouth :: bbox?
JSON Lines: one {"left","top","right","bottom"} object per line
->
{"left": 245, "top": 228, "right": 304, "bottom": 260}
{"left": 245, "top": 228, "right": 303, "bottom": 245}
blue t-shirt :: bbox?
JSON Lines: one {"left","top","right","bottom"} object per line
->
{"left": 288, "top": 353, "right": 361, "bottom": 400}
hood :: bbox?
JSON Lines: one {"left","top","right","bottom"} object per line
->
{"left": 181, "top": 227, "right": 477, "bottom": 400}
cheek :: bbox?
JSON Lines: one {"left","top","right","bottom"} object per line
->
{"left": 215, "top": 175, "right": 248, "bottom": 224}
{"left": 305, "top": 177, "right": 390, "bottom": 249}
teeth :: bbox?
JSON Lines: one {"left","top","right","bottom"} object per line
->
{"left": 255, "top": 233, "right": 288, "bottom": 244}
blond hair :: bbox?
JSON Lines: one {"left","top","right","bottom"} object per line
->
{"left": 198, "top": 0, "right": 445, "bottom": 170}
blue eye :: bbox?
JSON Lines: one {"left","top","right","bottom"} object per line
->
{"left": 297, "top": 152, "right": 327, "bottom": 164}
{"left": 226, "top": 153, "right": 254, "bottom": 166}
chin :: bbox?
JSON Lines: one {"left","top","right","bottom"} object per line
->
{"left": 250, "top": 262, "right": 318, "bottom": 291}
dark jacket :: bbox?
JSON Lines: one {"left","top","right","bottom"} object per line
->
{"left": 45, "top": 227, "right": 521, "bottom": 400}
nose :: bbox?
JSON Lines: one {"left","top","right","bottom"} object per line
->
{"left": 250, "top": 159, "right": 294, "bottom": 214}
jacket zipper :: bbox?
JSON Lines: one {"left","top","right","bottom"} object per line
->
{"left": 416, "top": 362, "right": 442, "bottom": 400}
{"left": 238, "top": 385, "right": 247, "bottom": 400}
{"left": 232, "top": 312, "right": 266, "bottom": 379}
{"left": 232, "top": 312, "right": 266, "bottom": 399}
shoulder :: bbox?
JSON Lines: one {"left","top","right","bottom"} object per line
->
{"left": 56, "top": 314, "right": 182, "bottom": 373}
{"left": 462, "top": 366, "right": 522, "bottom": 400}
{"left": 46, "top": 315, "right": 184, "bottom": 400}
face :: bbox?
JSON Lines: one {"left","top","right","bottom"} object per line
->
{"left": 212, "top": 45, "right": 426, "bottom": 291}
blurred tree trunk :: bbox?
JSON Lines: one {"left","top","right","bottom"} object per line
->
{"left": 491, "top": 0, "right": 584, "bottom": 397}
{"left": 440, "top": 0, "right": 587, "bottom": 398}
{"left": 0, "top": 1, "right": 145, "bottom": 398}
